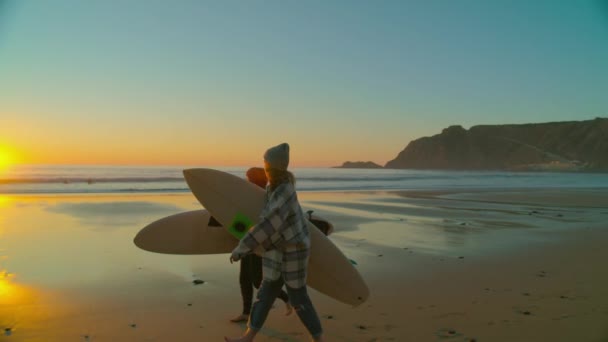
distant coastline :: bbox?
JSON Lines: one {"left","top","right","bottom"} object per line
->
{"left": 338, "top": 118, "right": 608, "bottom": 172}
{"left": 333, "top": 161, "right": 383, "bottom": 169}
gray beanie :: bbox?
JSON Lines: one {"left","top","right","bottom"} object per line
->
{"left": 264, "top": 143, "right": 290, "bottom": 171}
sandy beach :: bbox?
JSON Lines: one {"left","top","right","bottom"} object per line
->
{"left": 1, "top": 189, "right": 607, "bottom": 341}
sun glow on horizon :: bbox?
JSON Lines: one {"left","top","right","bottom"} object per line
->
{"left": 0, "top": 145, "right": 17, "bottom": 171}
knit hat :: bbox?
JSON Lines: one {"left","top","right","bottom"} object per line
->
{"left": 264, "top": 143, "right": 290, "bottom": 171}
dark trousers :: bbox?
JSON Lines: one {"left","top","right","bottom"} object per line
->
{"left": 240, "top": 254, "right": 289, "bottom": 315}
{"left": 249, "top": 278, "right": 323, "bottom": 339}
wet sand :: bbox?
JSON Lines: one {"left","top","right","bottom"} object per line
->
{"left": 1, "top": 189, "right": 607, "bottom": 341}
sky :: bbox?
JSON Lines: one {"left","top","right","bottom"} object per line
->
{"left": 1, "top": 0, "right": 607, "bottom": 167}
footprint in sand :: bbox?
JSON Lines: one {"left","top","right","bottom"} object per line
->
{"left": 355, "top": 324, "right": 369, "bottom": 330}
{"left": 513, "top": 304, "right": 540, "bottom": 317}
{"left": 435, "top": 328, "right": 464, "bottom": 339}
{"left": 437, "top": 328, "right": 478, "bottom": 341}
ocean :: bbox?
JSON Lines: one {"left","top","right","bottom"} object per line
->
{"left": 1, "top": 165, "right": 607, "bottom": 194}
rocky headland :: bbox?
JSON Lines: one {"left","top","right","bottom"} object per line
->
{"left": 384, "top": 118, "right": 608, "bottom": 171}
{"left": 338, "top": 118, "right": 608, "bottom": 172}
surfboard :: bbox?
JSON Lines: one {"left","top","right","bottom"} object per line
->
{"left": 183, "top": 168, "right": 369, "bottom": 307}
{"left": 134, "top": 209, "right": 237, "bottom": 255}
{"left": 134, "top": 209, "right": 334, "bottom": 255}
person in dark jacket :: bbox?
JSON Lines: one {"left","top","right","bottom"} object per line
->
{"left": 230, "top": 167, "right": 292, "bottom": 323}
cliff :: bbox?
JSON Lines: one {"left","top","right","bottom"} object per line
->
{"left": 384, "top": 118, "right": 608, "bottom": 171}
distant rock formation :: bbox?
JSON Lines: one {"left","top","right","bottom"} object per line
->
{"left": 384, "top": 118, "right": 608, "bottom": 171}
{"left": 335, "top": 161, "right": 383, "bottom": 169}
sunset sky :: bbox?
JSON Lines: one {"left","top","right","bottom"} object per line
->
{"left": 1, "top": 1, "right": 607, "bottom": 167}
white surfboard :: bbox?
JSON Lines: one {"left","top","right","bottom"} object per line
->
{"left": 183, "top": 168, "right": 369, "bottom": 307}
{"left": 134, "top": 209, "right": 237, "bottom": 255}
{"left": 134, "top": 209, "right": 334, "bottom": 255}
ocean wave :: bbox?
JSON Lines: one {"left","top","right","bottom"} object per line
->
{"left": 0, "top": 175, "right": 466, "bottom": 185}
{"left": 2, "top": 166, "right": 607, "bottom": 194}
{"left": 0, "top": 177, "right": 185, "bottom": 184}
{"left": 0, "top": 187, "right": 191, "bottom": 194}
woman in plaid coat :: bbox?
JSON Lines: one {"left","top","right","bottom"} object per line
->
{"left": 225, "top": 143, "right": 324, "bottom": 342}
{"left": 230, "top": 167, "right": 292, "bottom": 323}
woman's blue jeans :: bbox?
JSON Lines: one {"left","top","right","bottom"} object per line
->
{"left": 248, "top": 278, "right": 323, "bottom": 339}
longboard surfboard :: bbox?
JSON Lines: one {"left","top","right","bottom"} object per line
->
{"left": 134, "top": 209, "right": 334, "bottom": 255}
{"left": 134, "top": 209, "right": 236, "bottom": 255}
{"left": 183, "top": 168, "right": 369, "bottom": 306}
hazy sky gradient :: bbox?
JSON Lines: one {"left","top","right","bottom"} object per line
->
{"left": 1, "top": 0, "right": 607, "bottom": 166}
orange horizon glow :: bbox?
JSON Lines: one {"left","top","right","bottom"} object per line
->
{"left": 2, "top": 144, "right": 385, "bottom": 168}
{"left": 0, "top": 145, "right": 18, "bottom": 171}
{"left": 0, "top": 119, "right": 398, "bottom": 167}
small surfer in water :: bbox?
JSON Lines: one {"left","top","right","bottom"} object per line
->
{"left": 230, "top": 167, "right": 293, "bottom": 323}
{"left": 225, "top": 143, "right": 324, "bottom": 342}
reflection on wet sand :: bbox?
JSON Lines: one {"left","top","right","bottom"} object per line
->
{"left": 0, "top": 270, "right": 19, "bottom": 302}
{"left": 0, "top": 269, "right": 53, "bottom": 339}
{"left": 46, "top": 201, "right": 185, "bottom": 228}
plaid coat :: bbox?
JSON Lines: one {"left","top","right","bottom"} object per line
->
{"left": 231, "top": 181, "right": 310, "bottom": 288}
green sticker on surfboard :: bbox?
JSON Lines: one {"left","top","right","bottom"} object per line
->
{"left": 228, "top": 212, "right": 253, "bottom": 240}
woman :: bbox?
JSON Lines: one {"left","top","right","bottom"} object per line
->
{"left": 230, "top": 167, "right": 292, "bottom": 323}
{"left": 225, "top": 143, "right": 324, "bottom": 342}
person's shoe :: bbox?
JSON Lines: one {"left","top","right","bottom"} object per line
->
{"left": 285, "top": 302, "right": 293, "bottom": 316}
{"left": 229, "top": 314, "right": 248, "bottom": 323}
